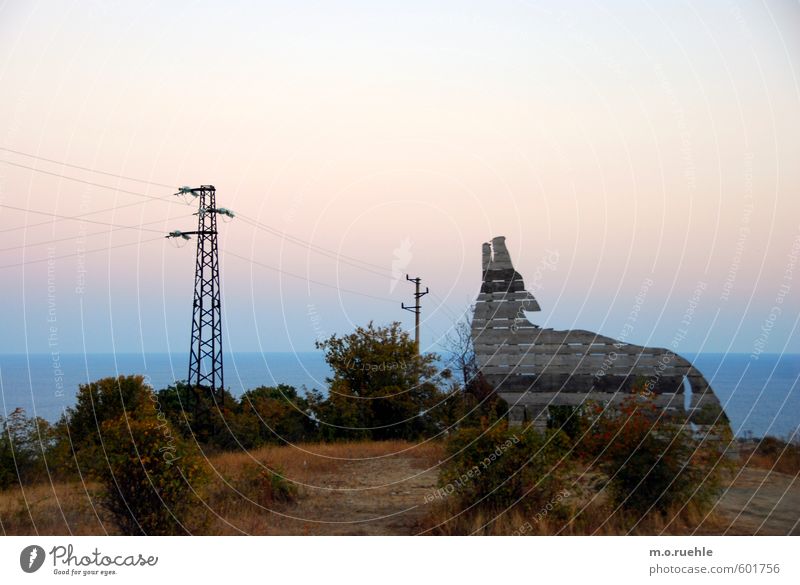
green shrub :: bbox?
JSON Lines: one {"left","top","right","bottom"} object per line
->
{"left": 65, "top": 376, "right": 156, "bottom": 445}
{"left": 95, "top": 415, "right": 209, "bottom": 535}
{"left": 234, "top": 463, "right": 297, "bottom": 507}
{"left": 239, "top": 385, "right": 318, "bottom": 446}
{"left": 437, "top": 422, "right": 569, "bottom": 514}
{"left": 577, "top": 394, "right": 732, "bottom": 516}
{"left": 311, "top": 321, "right": 447, "bottom": 441}
{"left": 547, "top": 404, "right": 588, "bottom": 443}
{"left": 0, "top": 408, "right": 53, "bottom": 489}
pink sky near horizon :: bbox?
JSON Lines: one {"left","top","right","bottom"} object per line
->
{"left": 0, "top": 0, "right": 798, "bottom": 354}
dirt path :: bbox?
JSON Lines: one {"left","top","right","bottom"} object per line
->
{"left": 712, "top": 468, "right": 800, "bottom": 535}
{"left": 276, "top": 457, "right": 439, "bottom": 535}
{"left": 274, "top": 455, "right": 800, "bottom": 535}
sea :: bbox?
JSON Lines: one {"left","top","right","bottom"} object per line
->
{"left": 0, "top": 352, "right": 797, "bottom": 439}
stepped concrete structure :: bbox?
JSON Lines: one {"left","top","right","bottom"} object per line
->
{"left": 471, "top": 236, "right": 729, "bottom": 429}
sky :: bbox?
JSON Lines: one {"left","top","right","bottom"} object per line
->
{"left": 0, "top": 0, "right": 798, "bottom": 356}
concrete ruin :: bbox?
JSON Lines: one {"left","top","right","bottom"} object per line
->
{"left": 471, "top": 236, "right": 729, "bottom": 429}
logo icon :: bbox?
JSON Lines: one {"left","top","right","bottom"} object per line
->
{"left": 390, "top": 237, "right": 413, "bottom": 293}
{"left": 20, "top": 545, "right": 45, "bottom": 573}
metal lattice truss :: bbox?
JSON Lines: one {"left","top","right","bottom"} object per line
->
{"left": 167, "top": 185, "right": 229, "bottom": 400}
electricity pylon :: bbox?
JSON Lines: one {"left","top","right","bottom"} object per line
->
{"left": 167, "top": 185, "right": 234, "bottom": 405}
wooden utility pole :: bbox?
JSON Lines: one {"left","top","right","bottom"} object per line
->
{"left": 401, "top": 274, "right": 429, "bottom": 354}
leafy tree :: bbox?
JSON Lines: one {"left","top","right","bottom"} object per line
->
{"left": 155, "top": 382, "right": 245, "bottom": 449}
{"left": 0, "top": 408, "right": 53, "bottom": 489}
{"left": 96, "top": 415, "right": 208, "bottom": 535}
{"left": 239, "top": 385, "right": 318, "bottom": 445}
{"left": 438, "top": 422, "right": 570, "bottom": 514}
{"left": 577, "top": 391, "right": 733, "bottom": 515}
{"left": 64, "top": 375, "right": 156, "bottom": 446}
{"left": 51, "top": 376, "right": 158, "bottom": 477}
{"left": 311, "top": 321, "right": 445, "bottom": 440}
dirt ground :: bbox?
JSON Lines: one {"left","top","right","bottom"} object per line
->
{"left": 272, "top": 454, "right": 799, "bottom": 536}
{"left": 711, "top": 468, "right": 800, "bottom": 535}
{"left": 2, "top": 444, "right": 797, "bottom": 535}
{"left": 270, "top": 455, "right": 440, "bottom": 535}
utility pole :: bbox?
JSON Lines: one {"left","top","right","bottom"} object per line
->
{"left": 166, "top": 185, "right": 234, "bottom": 407}
{"left": 401, "top": 274, "right": 428, "bottom": 354}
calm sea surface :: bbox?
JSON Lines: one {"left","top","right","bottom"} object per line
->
{"left": 0, "top": 352, "right": 797, "bottom": 439}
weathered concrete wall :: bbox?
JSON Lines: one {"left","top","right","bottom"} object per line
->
{"left": 471, "top": 236, "right": 729, "bottom": 429}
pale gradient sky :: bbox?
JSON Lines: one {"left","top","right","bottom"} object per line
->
{"left": 0, "top": 0, "right": 798, "bottom": 355}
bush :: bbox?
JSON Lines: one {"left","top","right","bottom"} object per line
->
{"left": 577, "top": 394, "right": 732, "bottom": 516}
{"left": 233, "top": 463, "right": 297, "bottom": 507}
{"left": 547, "top": 404, "right": 588, "bottom": 444}
{"left": 0, "top": 408, "right": 53, "bottom": 489}
{"left": 437, "top": 422, "right": 570, "bottom": 514}
{"left": 239, "top": 385, "right": 318, "bottom": 446}
{"left": 95, "top": 415, "right": 209, "bottom": 535}
{"left": 65, "top": 376, "right": 156, "bottom": 446}
{"left": 311, "top": 321, "right": 447, "bottom": 441}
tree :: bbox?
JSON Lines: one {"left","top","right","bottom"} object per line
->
{"left": 0, "top": 408, "right": 53, "bottom": 489}
{"left": 442, "top": 314, "right": 477, "bottom": 388}
{"left": 96, "top": 415, "right": 208, "bottom": 535}
{"left": 439, "top": 314, "right": 509, "bottom": 429}
{"left": 311, "top": 321, "right": 445, "bottom": 440}
{"left": 155, "top": 382, "right": 247, "bottom": 449}
{"left": 577, "top": 390, "right": 733, "bottom": 516}
{"left": 239, "top": 385, "right": 318, "bottom": 445}
{"left": 64, "top": 375, "right": 156, "bottom": 446}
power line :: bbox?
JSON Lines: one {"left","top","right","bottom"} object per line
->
{"left": 0, "top": 158, "right": 172, "bottom": 202}
{"left": 0, "top": 236, "right": 165, "bottom": 269}
{"left": 0, "top": 203, "right": 173, "bottom": 234}
{"left": 0, "top": 199, "right": 163, "bottom": 235}
{"left": 236, "top": 215, "right": 393, "bottom": 278}
{"left": 0, "top": 150, "right": 441, "bottom": 307}
{"left": 224, "top": 250, "right": 397, "bottom": 304}
{"left": 1, "top": 153, "right": 395, "bottom": 279}
{"left": 0, "top": 215, "right": 192, "bottom": 253}
{"left": 0, "top": 147, "right": 175, "bottom": 189}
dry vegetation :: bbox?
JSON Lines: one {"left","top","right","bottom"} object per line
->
{"left": 1, "top": 438, "right": 798, "bottom": 536}
{"left": 0, "top": 441, "right": 443, "bottom": 535}
{"left": 737, "top": 437, "right": 800, "bottom": 475}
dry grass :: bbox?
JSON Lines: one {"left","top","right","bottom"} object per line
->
{"left": 738, "top": 438, "right": 800, "bottom": 475}
{"left": 201, "top": 440, "right": 443, "bottom": 535}
{"left": 0, "top": 481, "right": 110, "bottom": 535}
{"left": 0, "top": 440, "right": 443, "bottom": 535}
{"left": 419, "top": 476, "right": 730, "bottom": 536}
{"left": 3, "top": 440, "right": 783, "bottom": 536}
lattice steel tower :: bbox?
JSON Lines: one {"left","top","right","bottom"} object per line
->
{"left": 167, "top": 185, "right": 234, "bottom": 403}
